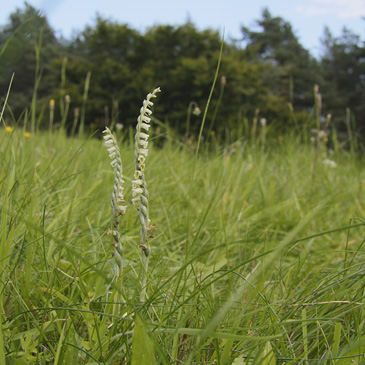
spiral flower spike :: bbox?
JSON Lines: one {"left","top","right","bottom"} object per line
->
{"left": 103, "top": 127, "right": 127, "bottom": 276}
{"left": 132, "top": 87, "right": 161, "bottom": 301}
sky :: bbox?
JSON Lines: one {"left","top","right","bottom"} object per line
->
{"left": 0, "top": 0, "right": 364, "bottom": 57}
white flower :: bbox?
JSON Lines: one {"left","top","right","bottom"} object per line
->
{"left": 131, "top": 196, "right": 141, "bottom": 205}
{"left": 139, "top": 132, "right": 149, "bottom": 140}
{"left": 137, "top": 148, "right": 148, "bottom": 156}
{"left": 102, "top": 127, "right": 127, "bottom": 216}
{"left": 117, "top": 205, "right": 127, "bottom": 215}
{"left": 133, "top": 188, "right": 144, "bottom": 196}
{"left": 141, "top": 115, "right": 151, "bottom": 123}
{"left": 132, "top": 87, "right": 161, "bottom": 206}
{"left": 318, "top": 130, "right": 327, "bottom": 139}
{"left": 139, "top": 140, "right": 148, "bottom": 149}
{"left": 193, "top": 105, "right": 201, "bottom": 116}
{"left": 133, "top": 179, "right": 143, "bottom": 185}
{"left": 102, "top": 126, "right": 127, "bottom": 276}
{"left": 141, "top": 122, "right": 150, "bottom": 131}
{"left": 323, "top": 159, "right": 337, "bottom": 168}
{"left": 134, "top": 170, "right": 143, "bottom": 179}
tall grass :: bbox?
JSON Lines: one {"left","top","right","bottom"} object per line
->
{"left": 0, "top": 123, "right": 364, "bottom": 363}
{"left": 1, "top": 27, "right": 364, "bottom": 362}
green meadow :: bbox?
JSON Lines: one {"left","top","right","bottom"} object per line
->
{"left": 0, "top": 3, "right": 364, "bottom": 363}
{"left": 0, "top": 120, "right": 364, "bottom": 363}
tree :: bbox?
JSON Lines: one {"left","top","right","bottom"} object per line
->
{"left": 61, "top": 20, "right": 223, "bottom": 132}
{"left": 62, "top": 18, "right": 145, "bottom": 130}
{"left": 320, "top": 26, "right": 365, "bottom": 136}
{"left": 241, "top": 8, "right": 321, "bottom": 112}
{"left": 0, "top": 3, "right": 62, "bottom": 125}
{"left": 1, "top": 4, "right": 363, "bottom": 143}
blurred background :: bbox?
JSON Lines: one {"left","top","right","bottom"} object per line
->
{"left": 0, "top": 0, "right": 364, "bottom": 143}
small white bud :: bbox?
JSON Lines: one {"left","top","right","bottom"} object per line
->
{"left": 141, "top": 123, "right": 150, "bottom": 131}
{"left": 139, "top": 141, "right": 148, "bottom": 149}
{"left": 133, "top": 188, "right": 144, "bottom": 196}
{"left": 138, "top": 149, "right": 148, "bottom": 156}
{"left": 139, "top": 132, "right": 149, "bottom": 140}
{"left": 133, "top": 179, "right": 144, "bottom": 186}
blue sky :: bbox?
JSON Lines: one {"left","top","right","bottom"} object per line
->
{"left": 1, "top": 0, "right": 364, "bottom": 57}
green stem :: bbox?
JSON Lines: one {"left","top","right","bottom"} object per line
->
{"left": 140, "top": 252, "right": 149, "bottom": 303}
{"left": 79, "top": 71, "right": 92, "bottom": 136}
{"left": 207, "top": 81, "right": 225, "bottom": 139}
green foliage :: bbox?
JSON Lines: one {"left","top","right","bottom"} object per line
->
{"left": 321, "top": 26, "right": 365, "bottom": 136}
{"left": 241, "top": 8, "right": 321, "bottom": 111}
{"left": 0, "top": 126, "right": 364, "bottom": 363}
{"left": 132, "top": 316, "right": 156, "bottom": 365}
{"left": 0, "top": 3, "right": 61, "bottom": 123}
{"left": 0, "top": 6, "right": 364, "bottom": 362}
{"left": 1, "top": 4, "right": 363, "bottom": 141}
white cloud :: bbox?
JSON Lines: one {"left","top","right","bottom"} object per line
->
{"left": 296, "top": 0, "right": 365, "bottom": 19}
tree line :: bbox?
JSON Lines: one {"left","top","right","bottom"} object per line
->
{"left": 0, "top": 3, "right": 364, "bottom": 141}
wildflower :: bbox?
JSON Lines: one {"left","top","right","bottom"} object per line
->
{"left": 103, "top": 127, "right": 127, "bottom": 217}
{"left": 316, "top": 93, "right": 322, "bottom": 110}
{"left": 192, "top": 105, "right": 201, "bottom": 116}
{"left": 49, "top": 99, "right": 56, "bottom": 132}
{"left": 5, "top": 126, "right": 13, "bottom": 133}
{"left": 318, "top": 131, "right": 327, "bottom": 139}
{"left": 325, "top": 114, "right": 332, "bottom": 128}
{"left": 115, "top": 123, "right": 124, "bottom": 131}
{"left": 24, "top": 132, "right": 31, "bottom": 138}
{"left": 132, "top": 87, "right": 161, "bottom": 212}
{"left": 323, "top": 159, "right": 337, "bottom": 168}
{"left": 133, "top": 87, "right": 160, "bottom": 302}
{"left": 103, "top": 127, "right": 127, "bottom": 275}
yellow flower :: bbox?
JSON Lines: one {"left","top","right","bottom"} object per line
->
{"left": 5, "top": 126, "right": 13, "bottom": 133}
{"left": 24, "top": 132, "right": 31, "bottom": 138}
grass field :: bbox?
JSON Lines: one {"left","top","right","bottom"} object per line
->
{"left": 0, "top": 125, "right": 364, "bottom": 364}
